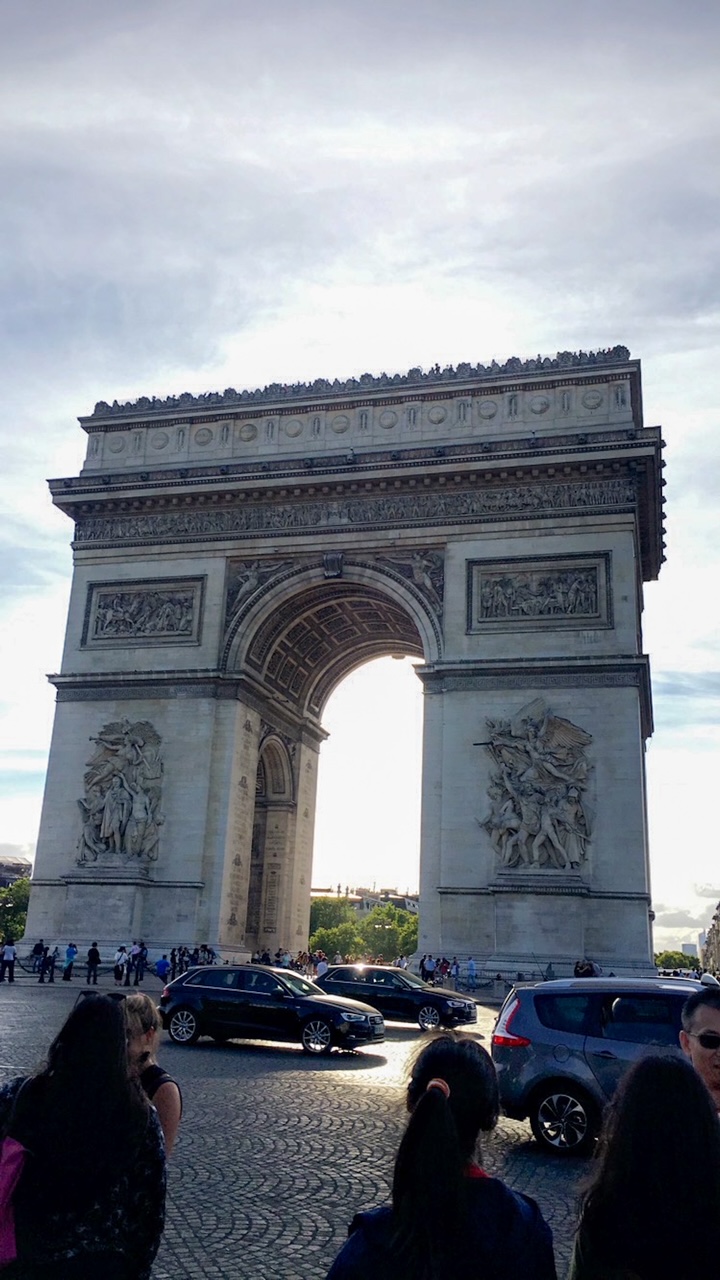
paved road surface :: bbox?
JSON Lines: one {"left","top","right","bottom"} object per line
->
{"left": 0, "top": 973, "right": 586, "bottom": 1278}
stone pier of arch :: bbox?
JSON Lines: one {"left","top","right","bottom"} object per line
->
{"left": 25, "top": 348, "right": 665, "bottom": 974}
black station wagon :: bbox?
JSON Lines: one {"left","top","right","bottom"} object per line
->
{"left": 314, "top": 964, "right": 477, "bottom": 1031}
{"left": 159, "top": 964, "right": 385, "bottom": 1055}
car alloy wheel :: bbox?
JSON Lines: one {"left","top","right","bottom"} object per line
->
{"left": 530, "top": 1087, "right": 596, "bottom": 1156}
{"left": 168, "top": 1006, "right": 200, "bottom": 1045}
{"left": 301, "top": 1018, "right": 333, "bottom": 1055}
{"left": 418, "top": 1004, "right": 441, "bottom": 1031}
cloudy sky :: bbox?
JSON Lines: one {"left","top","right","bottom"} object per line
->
{"left": 1, "top": 0, "right": 718, "bottom": 952}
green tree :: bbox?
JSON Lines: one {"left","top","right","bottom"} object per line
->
{"left": 358, "top": 904, "right": 418, "bottom": 963}
{"left": 398, "top": 914, "right": 419, "bottom": 958}
{"left": 309, "top": 896, "right": 355, "bottom": 936}
{"left": 655, "top": 949, "right": 697, "bottom": 969}
{"left": 309, "top": 920, "right": 364, "bottom": 959}
{"left": 0, "top": 877, "right": 31, "bottom": 942}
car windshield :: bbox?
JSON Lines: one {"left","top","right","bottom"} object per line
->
{"left": 396, "top": 971, "right": 428, "bottom": 989}
{"left": 279, "top": 971, "right": 321, "bottom": 996}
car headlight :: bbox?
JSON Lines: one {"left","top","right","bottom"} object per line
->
{"left": 447, "top": 1000, "right": 467, "bottom": 1008}
{"left": 341, "top": 1012, "right": 368, "bottom": 1023}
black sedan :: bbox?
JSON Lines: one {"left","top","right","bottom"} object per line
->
{"left": 158, "top": 964, "right": 385, "bottom": 1055}
{"left": 314, "top": 965, "right": 477, "bottom": 1031}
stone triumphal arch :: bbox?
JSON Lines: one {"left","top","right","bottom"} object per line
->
{"left": 26, "top": 347, "right": 665, "bottom": 973}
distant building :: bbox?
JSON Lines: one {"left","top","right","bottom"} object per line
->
{"left": 682, "top": 942, "right": 698, "bottom": 958}
{"left": 0, "top": 856, "right": 32, "bottom": 888}
{"left": 309, "top": 885, "right": 419, "bottom": 917}
{"left": 352, "top": 889, "right": 419, "bottom": 917}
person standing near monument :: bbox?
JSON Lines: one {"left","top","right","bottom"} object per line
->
{"left": 0, "top": 937, "right": 17, "bottom": 983}
{"left": 467, "top": 957, "right": 477, "bottom": 991}
{"left": 62, "top": 941, "right": 78, "bottom": 982}
{"left": 38, "top": 945, "right": 54, "bottom": 983}
{"left": 86, "top": 941, "right": 101, "bottom": 985}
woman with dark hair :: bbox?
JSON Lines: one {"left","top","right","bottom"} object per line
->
{"left": 326, "top": 1033, "right": 556, "bottom": 1280}
{"left": 0, "top": 994, "right": 165, "bottom": 1279}
{"left": 568, "top": 1054, "right": 720, "bottom": 1280}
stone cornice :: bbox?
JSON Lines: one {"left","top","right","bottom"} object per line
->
{"left": 84, "top": 347, "right": 633, "bottom": 424}
{"left": 416, "top": 655, "right": 654, "bottom": 738}
{"left": 48, "top": 669, "right": 328, "bottom": 744}
{"left": 437, "top": 885, "right": 651, "bottom": 901}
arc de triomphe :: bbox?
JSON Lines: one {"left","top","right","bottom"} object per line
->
{"left": 26, "top": 347, "right": 664, "bottom": 973}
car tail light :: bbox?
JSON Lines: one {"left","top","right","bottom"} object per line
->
{"left": 492, "top": 996, "right": 531, "bottom": 1048}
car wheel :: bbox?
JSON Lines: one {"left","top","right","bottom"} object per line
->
{"left": 418, "top": 1004, "right": 441, "bottom": 1031}
{"left": 301, "top": 1018, "right": 333, "bottom": 1055}
{"left": 529, "top": 1084, "right": 598, "bottom": 1156}
{"left": 167, "top": 1006, "right": 200, "bottom": 1045}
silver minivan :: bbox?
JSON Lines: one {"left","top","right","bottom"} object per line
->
{"left": 491, "top": 977, "right": 701, "bottom": 1155}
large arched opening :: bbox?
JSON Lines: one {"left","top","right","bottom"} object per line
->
{"left": 221, "top": 561, "right": 438, "bottom": 954}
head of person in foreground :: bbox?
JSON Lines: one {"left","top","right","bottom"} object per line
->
{"left": 573, "top": 1053, "right": 720, "bottom": 1280}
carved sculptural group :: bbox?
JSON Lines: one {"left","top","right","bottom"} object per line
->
{"left": 77, "top": 719, "right": 164, "bottom": 866}
{"left": 92, "top": 587, "right": 194, "bottom": 639}
{"left": 480, "top": 699, "right": 592, "bottom": 872}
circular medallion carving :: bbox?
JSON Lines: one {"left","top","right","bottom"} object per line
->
{"left": 530, "top": 395, "right": 550, "bottom": 415}
{"left": 107, "top": 436, "right": 127, "bottom": 454}
{"left": 238, "top": 422, "right": 258, "bottom": 442}
{"left": 582, "top": 390, "right": 603, "bottom": 410}
{"left": 428, "top": 405, "right": 447, "bottom": 424}
{"left": 194, "top": 427, "right": 214, "bottom": 446}
{"left": 478, "top": 400, "right": 497, "bottom": 419}
{"left": 150, "top": 431, "right": 169, "bottom": 450}
{"left": 379, "top": 410, "right": 397, "bottom": 429}
{"left": 284, "top": 419, "right": 304, "bottom": 439}
{"left": 331, "top": 414, "right": 350, "bottom": 434}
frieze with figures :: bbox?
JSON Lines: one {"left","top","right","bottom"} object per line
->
{"left": 468, "top": 555, "right": 611, "bottom": 633}
{"left": 75, "top": 477, "right": 636, "bottom": 546}
{"left": 82, "top": 578, "right": 205, "bottom": 645}
{"left": 76, "top": 719, "right": 164, "bottom": 867}
{"left": 478, "top": 699, "right": 593, "bottom": 873}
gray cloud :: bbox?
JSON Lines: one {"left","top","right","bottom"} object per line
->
{"left": 695, "top": 886, "right": 720, "bottom": 901}
{"left": 654, "top": 908, "right": 707, "bottom": 928}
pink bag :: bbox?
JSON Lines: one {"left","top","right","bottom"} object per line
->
{"left": 0, "top": 1134, "right": 27, "bottom": 1267}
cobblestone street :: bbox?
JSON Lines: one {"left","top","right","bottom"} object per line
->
{"left": 0, "top": 974, "right": 586, "bottom": 1278}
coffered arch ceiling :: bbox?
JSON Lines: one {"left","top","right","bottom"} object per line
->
{"left": 243, "top": 582, "right": 425, "bottom": 720}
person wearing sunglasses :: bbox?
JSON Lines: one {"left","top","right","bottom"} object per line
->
{"left": 680, "top": 987, "right": 720, "bottom": 1109}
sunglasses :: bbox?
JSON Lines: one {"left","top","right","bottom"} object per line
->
{"left": 687, "top": 1031, "right": 720, "bottom": 1051}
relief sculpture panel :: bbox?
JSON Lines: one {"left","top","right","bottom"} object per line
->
{"left": 77, "top": 719, "right": 164, "bottom": 867}
{"left": 479, "top": 699, "right": 593, "bottom": 873}
{"left": 468, "top": 554, "right": 611, "bottom": 633}
{"left": 83, "top": 578, "right": 204, "bottom": 645}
